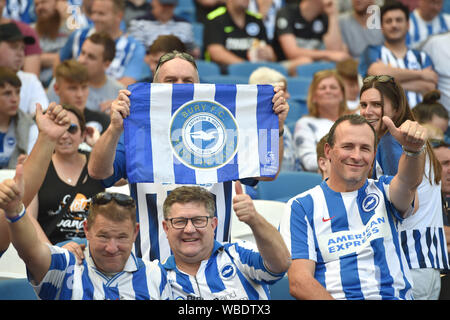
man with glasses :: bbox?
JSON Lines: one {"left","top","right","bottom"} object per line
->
{"left": 161, "top": 184, "right": 290, "bottom": 299}
{"left": 0, "top": 160, "right": 171, "bottom": 300}
{"left": 89, "top": 50, "right": 289, "bottom": 262}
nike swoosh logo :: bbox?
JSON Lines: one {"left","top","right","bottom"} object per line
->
{"left": 322, "top": 216, "right": 335, "bottom": 222}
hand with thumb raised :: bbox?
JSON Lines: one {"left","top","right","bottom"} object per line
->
{"left": 382, "top": 116, "right": 427, "bottom": 153}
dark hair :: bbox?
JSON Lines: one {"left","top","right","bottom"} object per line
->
{"left": 87, "top": 32, "right": 116, "bottom": 62}
{"left": 163, "top": 186, "right": 216, "bottom": 219}
{"left": 62, "top": 104, "right": 86, "bottom": 133}
{"left": 327, "top": 114, "right": 377, "bottom": 149}
{"left": 380, "top": 0, "right": 410, "bottom": 22}
{"left": 0, "top": 67, "right": 21, "bottom": 88}
{"left": 147, "top": 34, "right": 186, "bottom": 55}
{"left": 412, "top": 90, "right": 449, "bottom": 123}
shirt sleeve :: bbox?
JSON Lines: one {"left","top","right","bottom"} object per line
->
{"left": 121, "top": 39, "right": 147, "bottom": 80}
{"left": 102, "top": 134, "right": 127, "bottom": 187}
{"left": 358, "top": 45, "right": 380, "bottom": 77}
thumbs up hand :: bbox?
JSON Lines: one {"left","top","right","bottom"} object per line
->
{"left": 382, "top": 116, "right": 427, "bottom": 153}
{"left": 0, "top": 162, "right": 25, "bottom": 217}
{"left": 233, "top": 181, "right": 259, "bottom": 227}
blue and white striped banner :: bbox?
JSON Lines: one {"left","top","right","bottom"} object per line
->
{"left": 124, "top": 83, "right": 279, "bottom": 184}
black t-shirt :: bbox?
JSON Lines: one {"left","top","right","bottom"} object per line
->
{"left": 273, "top": 3, "right": 328, "bottom": 60}
{"left": 37, "top": 154, "right": 105, "bottom": 244}
{"left": 204, "top": 6, "right": 269, "bottom": 61}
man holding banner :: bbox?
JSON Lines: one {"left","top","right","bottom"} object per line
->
{"left": 88, "top": 51, "right": 289, "bottom": 262}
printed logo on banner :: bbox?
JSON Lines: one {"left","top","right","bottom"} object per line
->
{"left": 170, "top": 100, "right": 239, "bottom": 170}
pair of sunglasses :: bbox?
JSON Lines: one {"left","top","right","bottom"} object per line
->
{"left": 92, "top": 192, "right": 135, "bottom": 207}
{"left": 363, "top": 75, "right": 395, "bottom": 84}
{"left": 67, "top": 123, "right": 79, "bottom": 134}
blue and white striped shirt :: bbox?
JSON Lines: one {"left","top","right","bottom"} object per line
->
{"left": 29, "top": 245, "right": 171, "bottom": 300}
{"left": 280, "top": 178, "right": 414, "bottom": 300}
{"left": 59, "top": 27, "right": 146, "bottom": 81}
{"left": 359, "top": 44, "right": 434, "bottom": 107}
{"left": 407, "top": 9, "right": 450, "bottom": 49}
{"left": 162, "top": 240, "right": 285, "bottom": 300}
{"left": 373, "top": 133, "right": 449, "bottom": 271}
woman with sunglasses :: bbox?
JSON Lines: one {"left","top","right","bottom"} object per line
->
{"left": 26, "top": 104, "right": 105, "bottom": 245}
{"left": 359, "top": 75, "right": 449, "bottom": 300}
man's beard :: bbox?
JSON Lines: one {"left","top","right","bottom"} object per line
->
{"left": 36, "top": 10, "right": 62, "bottom": 39}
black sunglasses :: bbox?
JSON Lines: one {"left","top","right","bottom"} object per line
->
{"left": 67, "top": 123, "right": 79, "bottom": 134}
{"left": 363, "top": 75, "right": 395, "bottom": 84}
{"left": 92, "top": 192, "right": 135, "bottom": 207}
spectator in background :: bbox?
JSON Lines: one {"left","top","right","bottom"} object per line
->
{"left": 59, "top": 0, "right": 146, "bottom": 87}
{"left": 339, "top": 0, "right": 384, "bottom": 59}
{"left": 48, "top": 33, "right": 124, "bottom": 113}
{"left": 412, "top": 90, "right": 449, "bottom": 138}
{"left": 249, "top": 66, "right": 295, "bottom": 172}
{"left": 52, "top": 60, "right": 110, "bottom": 147}
{"left": 359, "top": 0, "right": 438, "bottom": 108}
{"left": 32, "top": 0, "right": 73, "bottom": 88}
{"left": 274, "top": 0, "right": 349, "bottom": 76}
{"left": 407, "top": 0, "right": 450, "bottom": 49}
{"left": 0, "top": 67, "right": 37, "bottom": 169}
{"left": 0, "top": 23, "right": 48, "bottom": 115}
{"left": 422, "top": 31, "right": 450, "bottom": 118}
{"left": 123, "top": 0, "right": 151, "bottom": 27}
{"left": 142, "top": 34, "right": 186, "bottom": 82}
{"left": 315, "top": 133, "right": 330, "bottom": 179}
{"left": 0, "top": 0, "right": 42, "bottom": 76}
{"left": 128, "top": 0, "right": 198, "bottom": 57}
{"left": 26, "top": 105, "right": 104, "bottom": 245}
{"left": 336, "top": 58, "right": 361, "bottom": 111}
{"left": 203, "top": 0, "right": 276, "bottom": 70}
{"left": 248, "top": 0, "right": 284, "bottom": 41}
{"left": 294, "top": 70, "right": 349, "bottom": 172}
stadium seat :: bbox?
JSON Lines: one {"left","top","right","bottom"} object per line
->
{"left": 192, "top": 22, "right": 204, "bottom": 53}
{"left": 228, "top": 62, "right": 288, "bottom": 78}
{"left": 201, "top": 74, "right": 249, "bottom": 84}
{"left": 196, "top": 60, "right": 220, "bottom": 79}
{"left": 295, "top": 61, "right": 336, "bottom": 78}
{"left": 174, "top": 0, "right": 196, "bottom": 22}
{"left": 269, "top": 276, "right": 295, "bottom": 300}
{"left": 286, "top": 76, "right": 311, "bottom": 102}
{"left": 285, "top": 100, "right": 307, "bottom": 131}
{"left": 231, "top": 200, "right": 286, "bottom": 243}
{"left": 0, "top": 278, "right": 37, "bottom": 300}
{"left": 255, "top": 171, "right": 323, "bottom": 202}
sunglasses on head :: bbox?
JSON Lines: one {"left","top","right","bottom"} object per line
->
{"left": 155, "top": 51, "right": 197, "bottom": 74}
{"left": 67, "top": 123, "right": 79, "bottom": 134}
{"left": 92, "top": 192, "right": 135, "bottom": 207}
{"left": 430, "top": 139, "right": 450, "bottom": 149}
{"left": 363, "top": 75, "right": 395, "bottom": 84}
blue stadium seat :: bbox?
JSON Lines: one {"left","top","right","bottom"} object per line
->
{"left": 196, "top": 60, "right": 220, "bottom": 79}
{"left": 295, "top": 61, "right": 336, "bottom": 78}
{"left": 0, "top": 278, "right": 37, "bottom": 300}
{"left": 286, "top": 76, "right": 311, "bottom": 102}
{"left": 285, "top": 100, "right": 307, "bottom": 132}
{"left": 255, "top": 171, "right": 323, "bottom": 202}
{"left": 269, "top": 276, "right": 295, "bottom": 300}
{"left": 228, "top": 62, "right": 288, "bottom": 78}
{"left": 174, "top": 0, "right": 196, "bottom": 22}
{"left": 201, "top": 74, "right": 248, "bottom": 84}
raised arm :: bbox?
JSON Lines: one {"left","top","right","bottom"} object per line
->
{"left": 88, "top": 89, "right": 131, "bottom": 180}
{"left": 232, "top": 181, "right": 291, "bottom": 274}
{"left": 22, "top": 103, "right": 70, "bottom": 206}
{"left": 383, "top": 116, "right": 427, "bottom": 216}
{"left": 0, "top": 164, "right": 51, "bottom": 283}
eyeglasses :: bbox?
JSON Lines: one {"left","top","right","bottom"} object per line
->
{"left": 363, "top": 75, "right": 395, "bottom": 84}
{"left": 92, "top": 192, "right": 135, "bottom": 207}
{"left": 67, "top": 123, "right": 79, "bottom": 134}
{"left": 166, "top": 216, "right": 211, "bottom": 229}
{"left": 155, "top": 50, "right": 197, "bottom": 74}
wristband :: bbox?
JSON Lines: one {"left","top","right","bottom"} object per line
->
{"left": 5, "top": 204, "right": 26, "bottom": 223}
{"left": 402, "top": 144, "right": 425, "bottom": 157}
